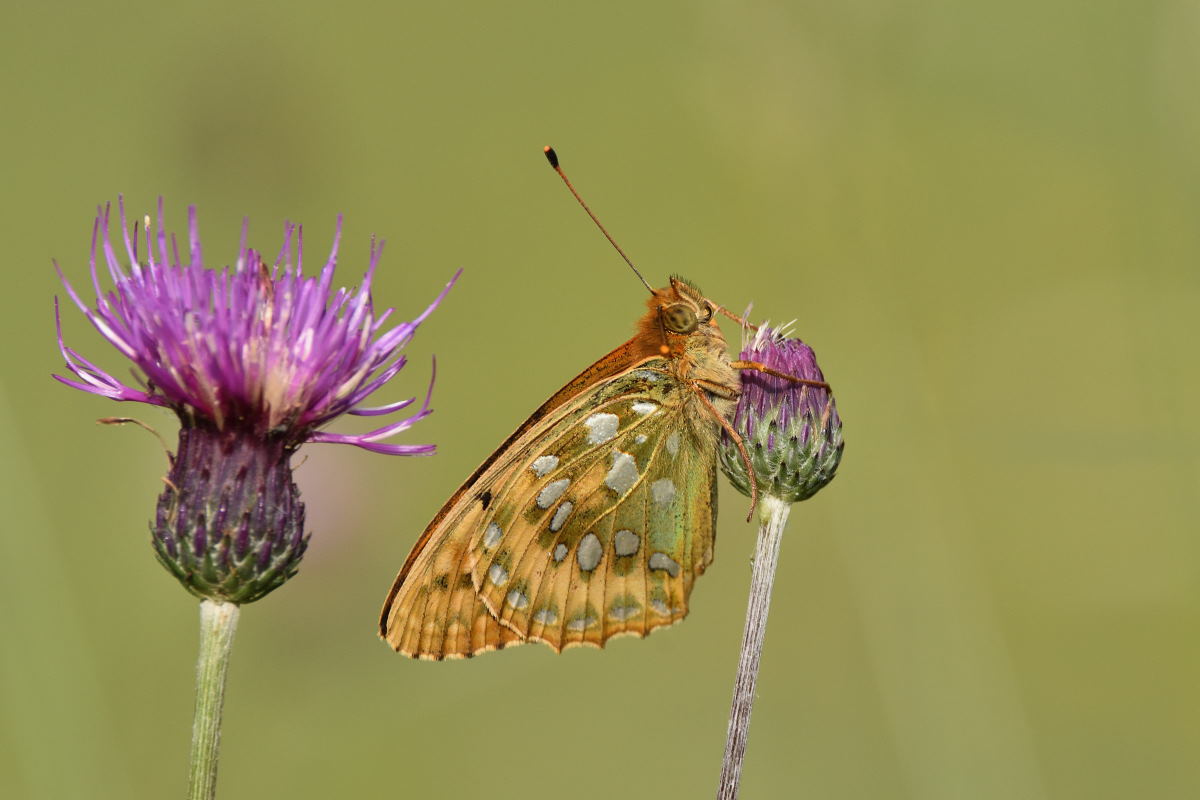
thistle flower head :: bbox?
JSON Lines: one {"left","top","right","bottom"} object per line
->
{"left": 720, "top": 324, "right": 843, "bottom": 505}
{"left": 55, "top": 198, "right": 457, "bottom": 452}
{"left": 54, "top": 199, "right": 457, "bottom": 602}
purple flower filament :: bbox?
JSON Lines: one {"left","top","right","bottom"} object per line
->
{"left": 54, "top": 198, "right": 458, "bottom": 454}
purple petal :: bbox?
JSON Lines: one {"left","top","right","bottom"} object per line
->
{"left": 54, "top": 199, "right": 455, "bottom": 457}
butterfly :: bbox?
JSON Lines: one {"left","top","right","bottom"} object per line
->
{"left": 378, "top": 149, "right": 825, "bottom": 660}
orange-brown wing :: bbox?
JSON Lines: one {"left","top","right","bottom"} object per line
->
{"left": 379, "top": 359, "right": 686, "bottom": 659}
{"left": 467, "top": 376, "right": 720, "bottom": 652}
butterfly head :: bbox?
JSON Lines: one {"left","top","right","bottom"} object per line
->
{"left": 636, "top": 276, "right": 724, "bottom": 358}
{"left": 656, "top": 276, "right": 715, "bottom": 332}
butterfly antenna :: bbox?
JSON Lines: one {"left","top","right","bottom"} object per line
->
{"left": 544, "top": 146, "right": 655, "bottom": 295}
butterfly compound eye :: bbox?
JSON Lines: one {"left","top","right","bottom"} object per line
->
{"left": 662, "top": 304, "right": 699, "bottom": 333}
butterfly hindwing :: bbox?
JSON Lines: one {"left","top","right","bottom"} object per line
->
{"left": 381, "top": 358, "right": 722, "bottom": 659}
{"left": 468, "top": 363, "right": 719, "bottom": 651}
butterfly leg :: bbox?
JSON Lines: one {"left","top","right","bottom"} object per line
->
{"left": 691, "top": 381, "right": 759, "bottom": 521}
{"left": 714, "top": 305, "right": 758, "bottom": 331}
{"left": 731, "top": 360, "right": 831, "bottom": 391}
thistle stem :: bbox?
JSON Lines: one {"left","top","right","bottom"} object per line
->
{"left": 188, "top": 599, "right": 240, "bottom": 800}
{"left": 717, "top": 494, "right": 792, "bottom": 799}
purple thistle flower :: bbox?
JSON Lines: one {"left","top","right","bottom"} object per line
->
{"left": 54, "top": 198, "right": 457, "bottom": 453}
{"left": 720, "top": 325, "right": 843, "bottom": 504}
{"left": 54, "top": 198, "right": 458, "bottom": 602}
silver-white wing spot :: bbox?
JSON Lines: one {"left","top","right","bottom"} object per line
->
{"left": 537, "top": 478, "right": 570, "bottom": 508}
{"left": 530, "top": 454, "right": 560, "bottom": 477}
{"left": 614, "top": 529, "right": 640, "bottom": 557}
{"left": 651, "top": 478, "right": 676, "bottom": 506}
{"left": 488, "top": 563, "right": 509, "bottom": 586}
{"left": 550, "top": 501, "right": 574, "bottom": 532}
{"left": 567, "top": 615, "right": 598, "bottom": 631}
{"left": 631, "top": 401, "right": 657, "bottom": 415}
{"left": 609, "top": 600, "right": 641, "bottom": 620}
{"left": 584, "top": 412, "right": 620, "bottom": 444}
{"left": 506, "top": 589, "right": 529, "bottom": 609}
{"left": 534, "top": 608, "right": 558, "bottom": 624}
{"left": 649, "top": 552, "right": 681, "bottom": 577}
{"left": 604, "top": 451, "right": 639, "bottom": 496}
{"left": 665, "top": 431, "right": 680, "bottom": 457}
{"left": 483, "top": 522, "right": 503, "bottom": 548}
{"left": 552, "top": 543, "right": 568, "bottom": 562}
{"left": 577, "top": 532, "right": 603, "bottom": 572}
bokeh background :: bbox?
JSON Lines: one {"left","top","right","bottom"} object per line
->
{"left": 3, "top": 1, "right": 1198, "bottom": 797}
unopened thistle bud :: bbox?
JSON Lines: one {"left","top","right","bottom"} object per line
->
{"left": 720, "top": 326, "right": 843, "bottom": 504}
{"left": 54, "top": 199, "right": 457, "bottom": 603}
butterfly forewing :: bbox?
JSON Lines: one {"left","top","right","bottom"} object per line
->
{"left": 385, "top": 454, "right": 527, "bottom": 658}
{"left": 381, "top": 368, "right": 635, "bottom": 659}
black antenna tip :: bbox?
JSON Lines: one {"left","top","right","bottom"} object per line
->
{"left": 543, "top": 146, "right": 559, "bottom": 168}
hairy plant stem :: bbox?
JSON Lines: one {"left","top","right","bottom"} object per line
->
{"left": 189, "top": 599, "right": 240, "bottom": 800}
{"left": 717, "top": 494, "right": 791, "bottom": 799}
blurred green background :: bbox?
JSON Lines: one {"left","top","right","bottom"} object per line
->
{"left": 3, "top": 1, "right": 1197, "bottom": 797}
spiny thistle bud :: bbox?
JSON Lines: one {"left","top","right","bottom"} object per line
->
{"left": 54, "top": 199, "right": 457, "bottom": 603}
{"left": 720, "top": 325, "right": 843, "bottom": 504}
{"left": 153, "top": 424, "right": 306, "bottom": 603}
